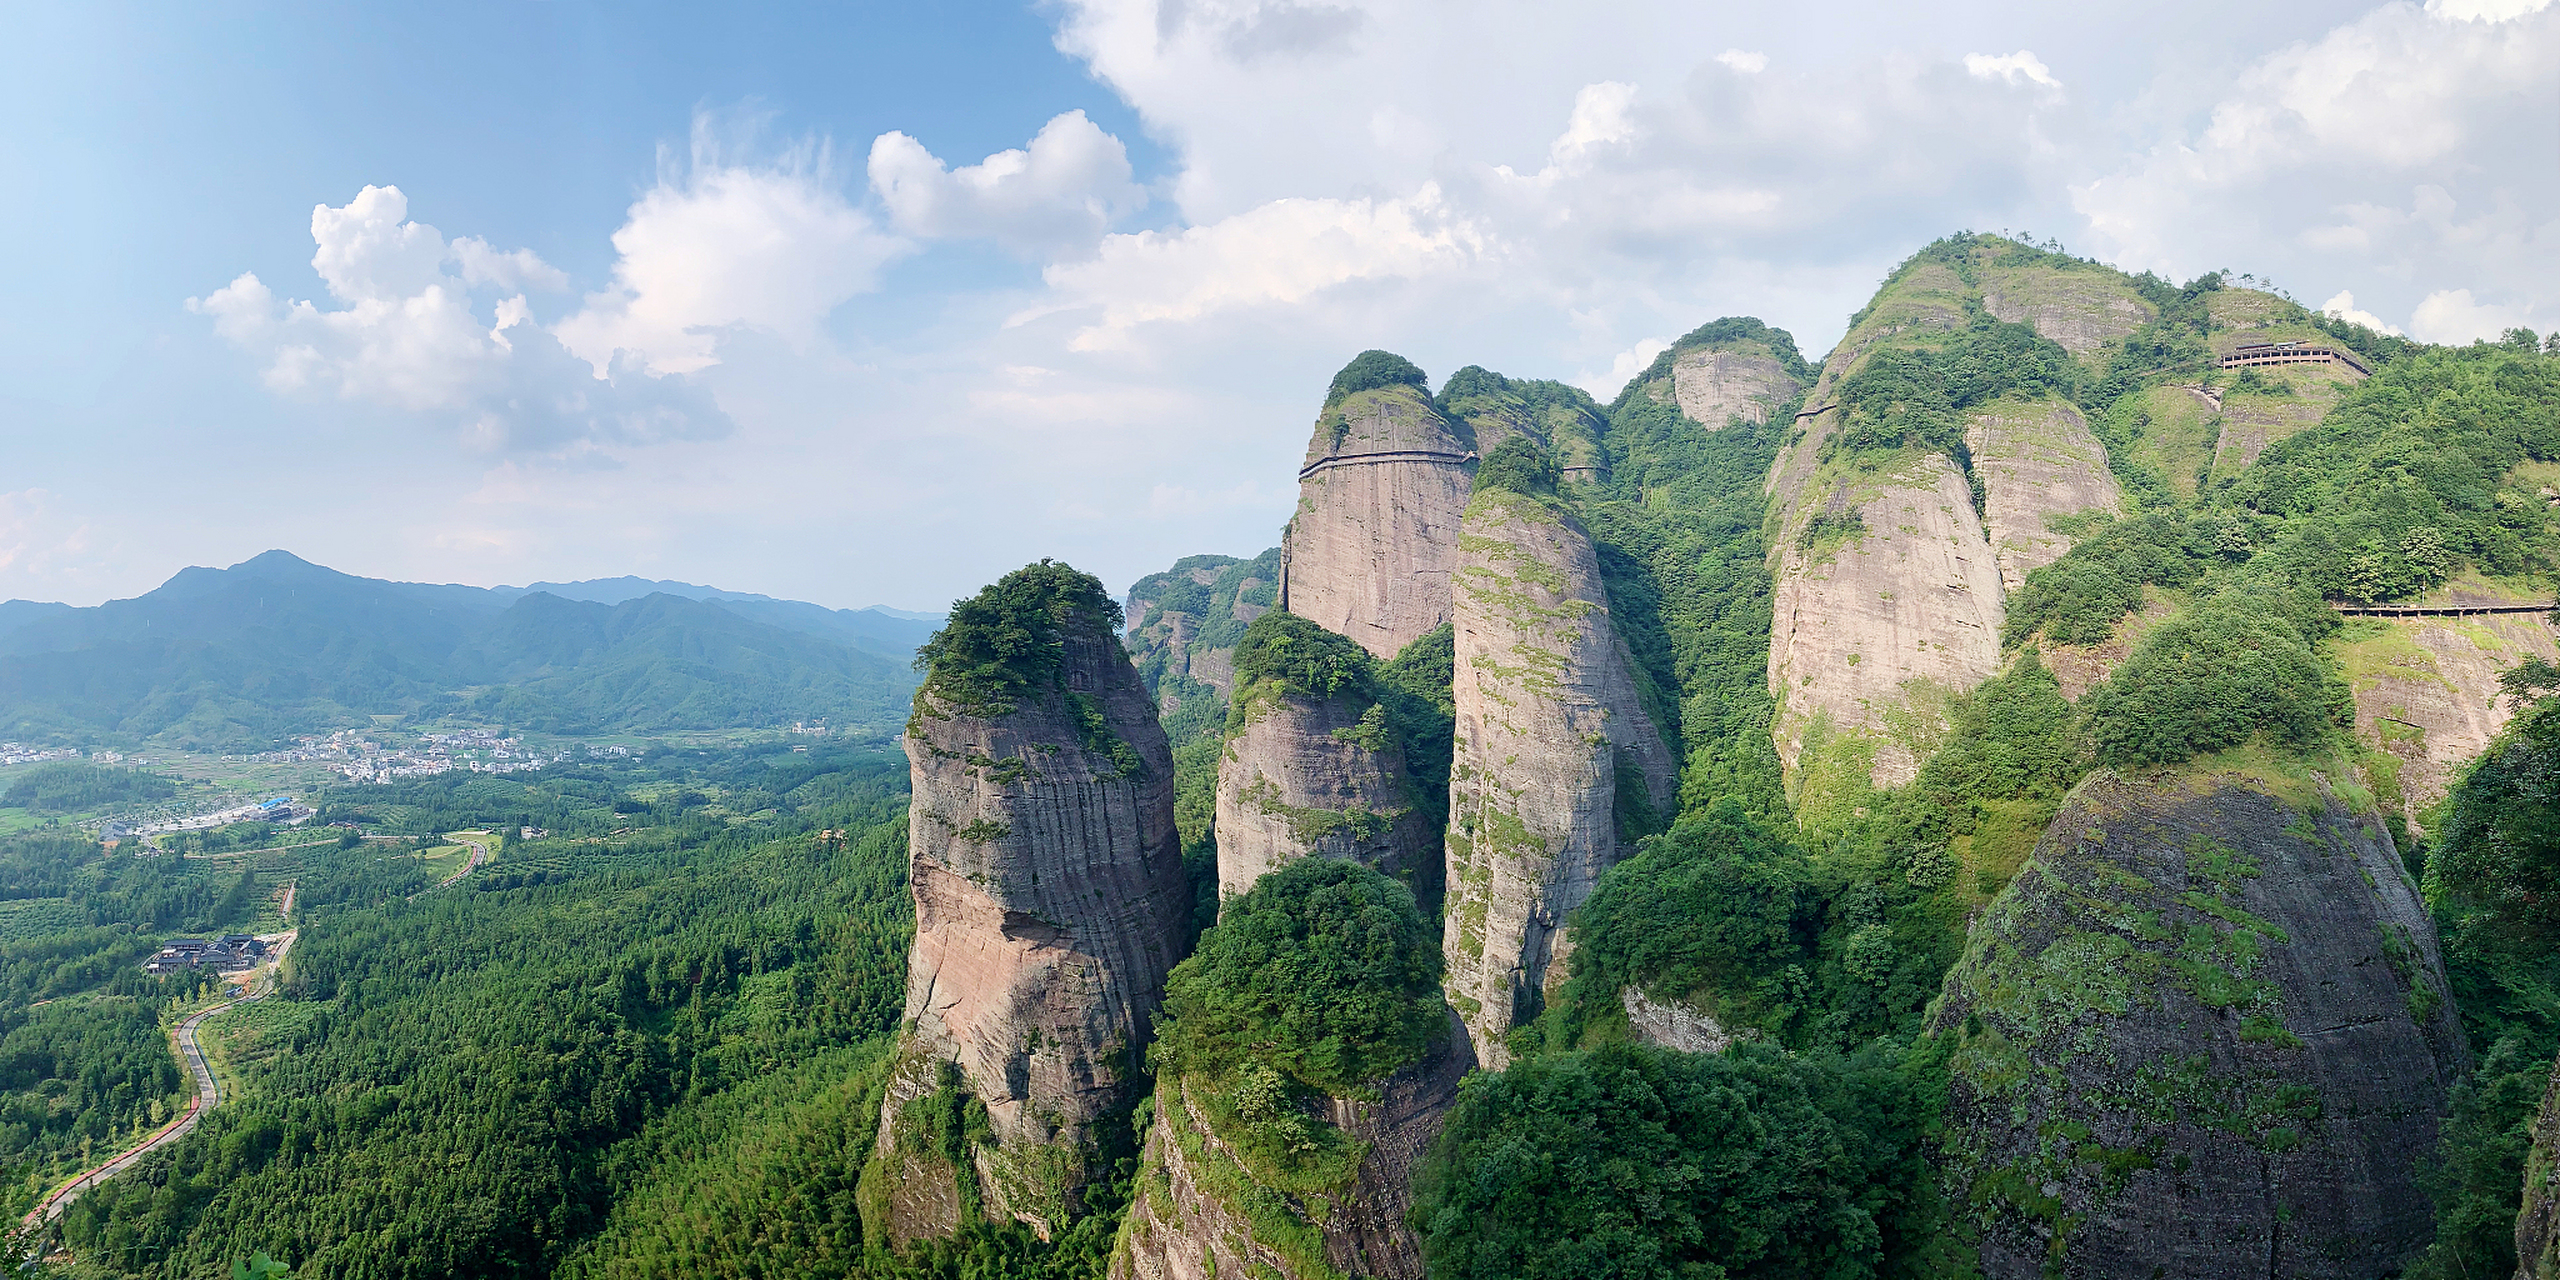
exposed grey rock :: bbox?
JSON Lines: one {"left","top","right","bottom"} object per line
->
{"left": 1964, "top": 398, "right": 2122, "bottom": 592}
{"left": 1214, "top": 682, "right": 1436, "bottom": 903}
{"left": 1440, "top": 485, "right": 1677, "bottom": 1068}
{"left": 1661, "top": 347, "right": 1803, "bottom": 429}
{"left": 2516, "top": 1050, "right": 2560, "bottom": 1279}
{"left": 1980, "top": 269, "right": 2151, "bottom": 355}
{"left": 2337, "top": 610, "right": 2560, "bottom": 834}
{"left": 1618, "top": 986, "right": 1741, "bottom": 1054}
{"left": 872, "top": 624, "right": 1191, "bottom": 1242}
{"left": 1932, "top": 765, "right": 2466, "bottom": 1279}
{"left": 1766, "top": 447, "right": 2004, "bottom": 793}
{"left": 1281, "top": 384, "right": 1476, "bottom": 660}
{"left": 1111, "top": 1015, "right": 1474, "bottom": 1280}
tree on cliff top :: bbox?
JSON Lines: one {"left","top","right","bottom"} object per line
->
{"left": 2079, "top": 592, "right": 2351, "bottom": 768}
{"left": 1152, "top": 857, "right": 1444, "bottom": 1095}
{"left": 1472, "top": 437, "right": 1561, "bottom": 499}
{"left": 914, "top": 559, "right": 1121, "bottom": 714}
{"left": 1323, "top": 349, "right": 1428, "bottom": 407}
{"left": 1231, "top": 609, "right": 1375, "bottom": 703}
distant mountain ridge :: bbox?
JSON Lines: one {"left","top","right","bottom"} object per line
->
{"left": 0, "top": 551, "right": 943, "bottom": 750}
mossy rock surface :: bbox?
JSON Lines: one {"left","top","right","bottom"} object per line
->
{"left": 1930, "top": 765, "right": 2466, "bottom": 1279}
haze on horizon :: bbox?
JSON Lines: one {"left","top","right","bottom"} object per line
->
{"left": 4, "top": 0, "right": 2553, "bottom": 612}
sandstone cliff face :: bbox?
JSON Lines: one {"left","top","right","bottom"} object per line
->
{"left": 1979, "top": 263, "right": 2152, "bottom": 356}
{"left": 1213, "top": 684, "right": 1437, "bottom": 902}
{"left": 2517, "top": 1052, "right": 2560, "bottom": 1280}
{"left": 1440, "top": 487, "right": 1677, "bottom": 1067}
{"left": 1282, "top": 385, "right": 1476, "bottom": 660}
{"left": 1766, "top": 447, "right": 2005, "bottom": 794}
{"left": 1932, "top": 764, "right": 2466, "bottom": 1279}
{"left": 1964, "top": 398, "right": 2124, "bottom": 592}
{"left": 874, "top": 628, "right": 1192, "bottom": 1242}
{"left": 2333, "top": 609, "right": 2560, "bottom": 831}
{"left": 1111, "top": 1023, "right": 1473, "bottom": 1280}
{"left": 1656, "top": 347, "right": 1804, "bottom": 430}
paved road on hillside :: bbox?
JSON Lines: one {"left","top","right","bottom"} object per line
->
{"left": 23, "top": 931, "right": 297, "bottom": 1228}
{"left": 439, "top": 834, "right": 491, "bottom": 888}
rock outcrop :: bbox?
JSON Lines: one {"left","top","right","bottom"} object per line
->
{"left": 869, "top": 587, "right": 1191, "bottom": 1242}
{"left": 1660, "top": 345, "right": 1804, "bottom": 429}
{"left": 2332, "top": 606, "right": 2560, "bottom": 831}
{"left": 1281, "top": 373, "right": 1477, "bottom": 661}
{"left": 1213, "top": 677, "right": 1437, "bottom": 902}
{"left": 2517, "top": 1052, "right": 2560, "bottom": 1280}
{"left": 1979, "top": 261, "right": 2153, "bottom": 356}
{"left": 1964, "top": 398, "right": 2123, "bottom": 591}
{"left": 1618, "top": 987, "right": 1740, "bottom": 1054}
{"left": 1932, "top": 762, "right": 2466, "bottom": 1279}
{"left": 1440, "top": 483, "right": 1678, "bottom": 1067}
{"left": 1112, "top": 1022, "right": 1474, "bottom": 1280}
{"left": 1766, "top": 447, "right": 2005, "bottom": 795}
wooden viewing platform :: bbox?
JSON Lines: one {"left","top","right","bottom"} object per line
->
{"left": 2221, "top": 341, "right": 2371, "bottom": 377}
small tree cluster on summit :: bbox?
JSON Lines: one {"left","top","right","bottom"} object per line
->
{"left": 913, "top": 558, "right": 1120, "bottom": 711}
{"left": 1323, "top": 349, "right": 1430, "bottom": 407}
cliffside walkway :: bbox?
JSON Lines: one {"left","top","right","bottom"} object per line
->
{"left": 1297, "top": 449, "right": 1476, "bottom": 480}
{"left": 2330, "top": 601, "right": 2554, "bottom": 618}
{"left": 24, "top": 931, "right": 297, "bottom": 1228}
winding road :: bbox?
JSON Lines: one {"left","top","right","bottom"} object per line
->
{"left": 22, "top": 930, "right": 296, "bottom": 1228}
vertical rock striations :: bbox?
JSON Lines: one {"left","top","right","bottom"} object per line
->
{"left": 1439, "top": 460, "right": 1677, "bottom": 1067}
{"left": 1931, "top": 763, "right": 2466, "bottom": 1279}
{"left": 1964, "top": 399, "right": 2124, "bottom": 592}
{"left": 1663, "top": 345, "right": 1804, "bottom": 430}
{"left": 867, "top": 562, "right": 1191, "bottom": 1243}
{"left": 1212, "top": 612, "right": 1437, "bottom": 902}
{"left": 1281, "top": 352, "right": 1477, "bottom": 661}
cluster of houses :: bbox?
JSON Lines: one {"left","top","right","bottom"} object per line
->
{"left": 143, "top": 934, "right": 268, "bottom": 974}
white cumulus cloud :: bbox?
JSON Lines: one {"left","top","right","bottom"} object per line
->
{"left": 2427, "top": 0, "right": 2555, "bottom": 20}
{"left": 556, "top": 118, "right": 909, "bottom": 377}
{"left": 2409, "top": 287, "right": 2541, "bottom": 344}
{"left": 1025, "top": 182, "right": 1498, "bottom": 350}
{"left": 1715, "top": 49, "right": 1768, "bottom": 74}
{"left": 1964, "top": 50, "right": 2061, "bottom": 90}
{"left": 868, "top": 110, "right": 1144, "bottom": 256}
{"left": 2319, "top": 290, "right": 2404, "bottom": 335}
{"left": 189, "top": 184, "right": 727, "bottom": 456}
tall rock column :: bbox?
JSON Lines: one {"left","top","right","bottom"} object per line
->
{"left": 865, "top": 562, "right": 1191, "bottom": 1243}
{"left": 1281, "top": 351, "right": 1478, "bottom": 661}
{"left": 1439, "top": 459, "right": 1677, "bottom": 1067}
{"left": 1213, "top": 612, "right": 1437, "bottom": 903}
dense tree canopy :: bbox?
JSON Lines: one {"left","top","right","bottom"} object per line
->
{"left": 1153, "top": 858, "right": 1443, "bottom": 1095}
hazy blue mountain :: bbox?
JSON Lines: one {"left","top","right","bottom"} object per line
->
{"left": 0, "top": 600, "right": 76, "bottom": 643}
{"left": 507, "top": 576, "right": 941, "bottom": 660}
{"left": 0, "top": 551, "right": 927, "bottom": 750}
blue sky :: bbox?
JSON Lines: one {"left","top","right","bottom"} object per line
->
{"left": 3, "top": 0, "right": 2553, "bottom": 610}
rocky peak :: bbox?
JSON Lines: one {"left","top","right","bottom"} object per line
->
{"left": 1439, "top": 463, "right": 1678, "bottom": 1067}
{"left": 1212, "top": 610, "right": 1438, "bottom": 903}
{"left": 1282, "top": 352, "right": 1477, "bottom": 660}
{"left": 868, "top": 561, "right": 1191, "bottom": 1243}
{"left": 1931, "top": 760, "right": 2464, "bottom": 1278}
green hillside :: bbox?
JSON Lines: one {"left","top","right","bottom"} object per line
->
{"left": 0, "top": 552, "right": 922, "bottom": 750}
